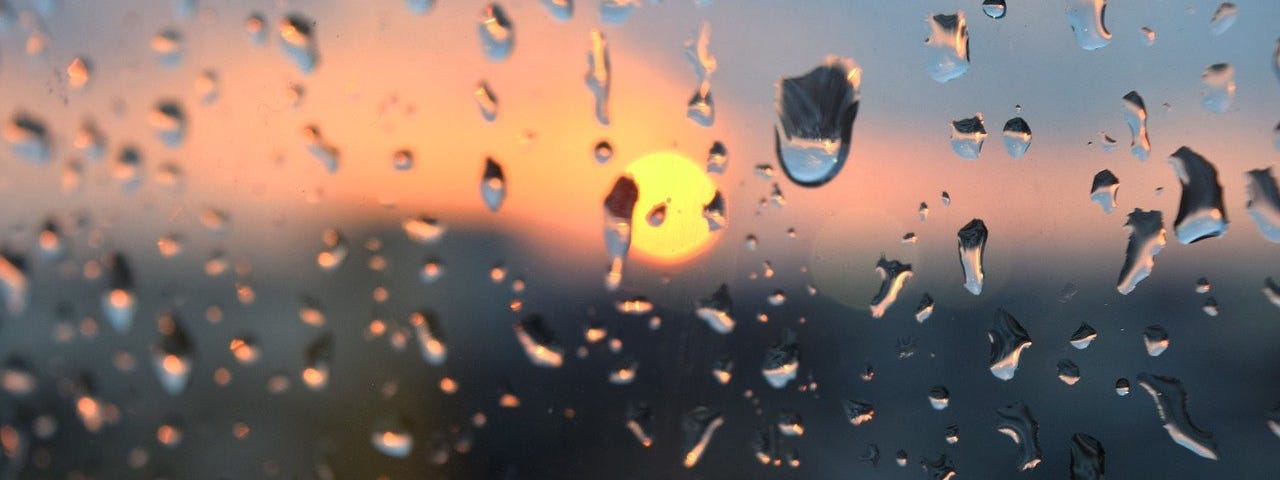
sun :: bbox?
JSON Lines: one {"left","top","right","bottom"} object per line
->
{"left": 624, "top": 152, "right": 720, "bottom": 263}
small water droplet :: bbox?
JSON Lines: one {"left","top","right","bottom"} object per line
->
{"left": 302, "top": 332, "right": 334, "bottom": 391}
{"left": 950, "top": 114, "right": 986, "bottom": 160}
{"left": 4, "top": 113, "right": 51, "bottom": 164}
{"left": 696, "top": 284, "right": 734, "bottom": 334}
{"left": 1070, "top": 323, "right": 1097, "bottom": 349}
{"left": 925, "top": 12, "right": 971, "bottom": 82}
{"left": 1002, "top": 117, "right": 1032, "bottom": 158}
{"left": 593, "top": 140, "right": 613, "bottom": 164}
{"left": 405, "top": 0, "right": 436, "bottom": 15}
{"left": 1140, "top": 26, "right": 1156, "bottom": 45}
{"left": 600, "top": 0, "right": 641, "bottom": 24}
{"left": 915, "top": 293, "right": 935, "bottom": 323}
{"left": 869, "top": 256, "right": 912, "bottom": 318}
{"left": 843, "top": 399, "right": 875, "bottom": 426}
{"left": 646, "top": 203, "right": 667, "bottom": 227}
{"left": 1143, "top": 324, "right": 1169, "bottom": 356}
{"left": 761, "top": 329, "right": 799, "bottom": 388}
{"left": 1091, "top": 170, "right": 1120, "bottom": 214}
{"left": 982, "top": 0, "right": 1007, "bottom": 19}
{"left": 1244, "top": 168, "right": 1280, "bottom": 242}
{"left": 317, "top": 228, "right": 348, "bottom": 272}
{"left": 585, "top": 29, "right": 611, "bottom": 125}
{"left": 1202, "top": 296, "right": 1219, "bottom": 316}
{"left": 1210, "top": 3, "right": 1238, "bottom": 35}
{"left": 1057, "top": 358, "right": 1081, "bottom": 385}
{"left": 514, "top": 314, "right": 563, "bottom": 368}
{"left": 929, "top": 385, "right": 950, "bottom": 410}
{"left": 1201, "top": 64, "right": 1235, "bottom": 113}
{"left": 478, "top": 4, "right": 514, "bottom": 61}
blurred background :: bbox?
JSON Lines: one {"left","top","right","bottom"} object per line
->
{"left": 0, "top": 0, "right": 1277, "bottom": 478}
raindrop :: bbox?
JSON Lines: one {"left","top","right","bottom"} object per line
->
{"left": 317, "top": 228, "right": 348, "bottom": 272}
{"left": 695, "top": 284, "right": 734, "bottom": 333}
{"left": 1209, "top": 3, "right": 1238, "bottom": 35}
{"left": 944, "top": 423, "right": 960, "bottom": 444}
{"left": 895, "top": 450, "right": 910, "bottom": 467}
{"left": 405, "top": 0, "right": 436, "bottom": 15}
{"left": 74, "top": 119, "right": 106, "bottom": 159}
{"left": 1069, "top": 433, "right": 1105, "bottom": 480}
{"left": 148, "top": 101, "right": 187, "bottom": 147}
{"left": 101, "top": 253, "right": 137, "bottom": 332}
{"left": 1115, "top": 377, "right": 1131, "bottom": 396}
{"left": 646, "top": 203, "right": 667, "bottom": 227}
{"left": 410, "top": 310, "right": 447, "bottom": 366}
{"left": 982, "top": 0, "right": 1007, "bottom": 19}
{"left": 4, "top": 113, "right": 51, "bottom": 163}
{"left": 744, "top": 234, "right": 758, "bottom": 251}
{"left": 151, "top": 28, "right": 184, "bottom": 65}
{"left": 608, "top": 357, "right": 637, "bottom": 385}
{"left": 541, "top": 0, "right": 572, "bottom": 21}
{"left": 278, "top": 14, "right": 319, "bottom": 73}
{"left": 702, "top": 190, "right": 727, "bottom": 231}
{"left": 896, "top": 336, "right": 919, "bottom": 359}
{"left": 1168, "top": 147, "right": 1227, "bottom": 243}
{"left": 687, "top": 84, "right": 715, "bottom": 127}
{"left": 1244, "top": 167, "right": 1280, "bottom": 242}
{"left": 1, "top": 355, "right": 36, "bottom": 396}
{"left": 1002, "top": 117, "right": 1031, "bottom": 158}
{"left": 842, "top": 399, "right": 875, "bottom": 426}
{"left": 919, "top": 202, "right": 930, "bottom": 221}
{"left": 995, "top": 401, "right": 1043, "bottom": 471}
{"left": 929, "top": 385, "right": 950, "bottom": 410}
{"left": 603, "top": 176, "right": 638, "bottom": 290}
{"left": 66, "top": 56, "right": 90, "bottom": 89}
{"left": 711, "top": 356, "right": 733, "bottom": 384}
{"left": 594, "top": 140, "right": 613, "bottom": 164}
{"left": 925, "top": 12, "right": 970, "bottom": 82}
{"left": 1264, "top": 278, "right": 1280, "bottom": 308}
{"left": 1065, "top": 0, "right": 1111, "bottom": 50}
{"left": 514, "top": 314, "right": 564, "bottom": 368}
{"left": 761, "top": 329, "right": 800, "bottom": 389}
{"left": 751, "top": 426, "right": 777, "bottom": 464}
{"left": 302, "top": 332, "right": 334, "bottom": 391}
{"left": 244, "top": 13, "right": 266, "bottom": 45}
{"left": 626, "top": 401, "right": 653, "bottom": 447}
{"left": 371, "top": 416, "right": 413, "bottom": 458}
{"left": 869, "top": 256, "right": 912, "bottom": 319}
{"left": 1116, "top": 209, "right": 1166, "bottom": 295}
{"left": 1070, "top": 323, "right": 1097, "bottom": 349}
{"left": 152, "top": 313, "right": 195, "bottom": 395}
{"left": 860, "top": 444, "right": 880, "bottom": 467}
{"left": 1057, "top": 359, "right": 1081, "bottom": 385}
{"left": 229, "top": 336, "right": 260, "bottom": 365}
{"left": 195, "top": 69, "right": 218, "bottom": 103}
{"left": 1195, "top": 277, "right": 1212, "bottom": 293}
{"left": 988, "top": 308, "right": 1032, "bottom": 381}
{"left": 1136, "top": 373, "right": 1219, "bottom": 460}
{"left": 915, "top": 293, "right": 935, "bottom": 323}
{"left": 1202, "top": 297, "right": 1219, "bottom": 316}
{"left": 706, "top": 141, "right": 727, "bottom": 174}
{"left": 402, "top": 215, "right": 445, "bottom": 244}
{"left": 1121, "top": 92, "right": 1152, "bottom": 161}
{"left": 1201, "top": 64, "right": 1235, "bottom": 113}
{"left": 774, "top": 56, "right": 861, "bottom": 187}
{"left": 419, "top": 256, "right": 445, "bottom": 283}
{"left": 474, "top": 81, "right": 498, "bottom": 122}
{"left": 391, "top": 149, "right": 414, "bottom": 171}
{"left": 1140, "top": 26, "right": 1156, "bottom": 46}
{"left": 1090, "top": 170, "right": 1120, "bottom": 214}
{"left": 0, "top": 253, "right": 27, "bottom": 318}
{"left": 477, "top": 4, "right": 513, "bottom": 61}
{"left": 777, "top": 411, "right": 804, "bottom": 436}
{"left": 303, "top": 125, "right": 339, "bottom": 173}
{"left": 585, "top": 30, "right": 611, "bottom": 125}
{"left": 902, "top": 232, "right": 918, "bottom": 244}
{"left": 957, "top": 219, "right": 988, "bottom": 295}
{"left": 1268, "top": 405, "right": 1280, "bottom": 439}
{"left": 681, "top": 407, "right": 724, "bottom": 468}
{"left": 481, "top": 157, "right": 506, "bottom": 212}
{"left": 1143, "top": 324, "right": 1169, "bottom": 356}
{"left": 941, "top": 191, "right": 951, "bottom": 206}
{"left": 949, "top": 114, "right": 986, "bottom": 160}
{"left": 600, "top": 0, "right": 640, "bottom": 24}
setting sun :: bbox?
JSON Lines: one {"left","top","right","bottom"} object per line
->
{"left": 624, "top": 152, "right": 720, "bottom": 263}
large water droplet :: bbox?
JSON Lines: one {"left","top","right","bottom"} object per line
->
{"left": 982, "top": 0, "right": 1007, "bottom": 19}
{"left": 1201, "top": 64, "right": 1235, "bottom": 113}
{"left": 478, "top": 4, "right": 513, "bottom": 61}
{"left": 761, "top": 329, "right": 799, "bottom": 388}
{"left": 681, "top": 407, "right": 724, "bottom": 468}
{"left": 925, "top": 12, "right": 970, "bottom": 82}
{"left": 1168, "top": 147, "right": 1228, "bottom": 243}
{"left": 869, "top": 256, "right": 912, "bottom": 318}
{"left": 1065, "top": 0, "right": 1111, "bottom": 50}
{"left": 988, "top": 308, "right": 1032, "bottom": 381}
{"left": 774, "top": 56, "right": 861, "bottom": 187}
{"left": 1122, "top": 91, "right": 1150, "bottom": 160}
{"left": 949, "top": 114, "right": 986, "bottom": 160}
{"left": 1245, "top": 167, "right": 1280, "bottom": 242}
{"left": 152, "top": 313, "right": 195, "bottom": 395}
{"left": 1209, "top": 3, "right": 1238, "bottom": 35}
{"left": 481, "top": 157, "right": 506, "bottom": 212}
{"left": 1002, "top": 117, "right": 1031, "bottom": 158}
{"left": 695, "top": 284, "right": 734, "bottom": 333}
{"left": 1116, "top": 209, "right": 1166, "bottom": 295}
{"left": 995, "top": 401, "right": 1042, "bottom": 471}
{"left": 1091, "top": 169, "right": 1119, "bottom": 214}
{"left": 1069, "top": 433, "right": 1105, "bottom": 479}
{"left": 957, "top": 219, "right": 988, "bottom": 295}
{"left": 1136, "top": 373, "right": 1219, "bottom": 460}
{"left": 278, "top": 14, "right": 319, "bottom": 73}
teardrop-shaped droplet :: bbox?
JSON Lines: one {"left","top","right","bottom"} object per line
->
{"left": 1002, "top": 117, "right": 1031, "bottom": 158}
{"left": 1070, "top": 323, "right": 1098, "bottom": 349}
{"left": 626, "top": 401, "right": 654, "bottom": 447}
{"left": 481, "top": 157, "right": 506, "bottom": 212}
{"left": 152, "top": 313, "right": 195, "bottom": 395}
{"left": 1065, "top": 0, "right": 1111, "bottom": 50}
{"left": 1209, "top": 3, "right": 1238, "bottom": 35}
{"left": 474, "top": 81, "right": 498, "bottom": 122}
{"left": 950, "top": 114, "right": 986, "bottom": 160}
{"left": 478, "top": 4, "right": 514, "bottom": 61}
{"left": 410, "top": 310, "right": 447, "bottom": 366}
{"left": 843, "top": 399, "right": 875, "bottom": 426}
{"left": 928, "top": 385, "right": 950, "bottom": 410}
{"left": 774, "top": 56, "right": 861, "bottom": 187}
{"left": 371, "top": 415, "right": 414, "bottom": 458}
{"left": 1143, "top": 325, "right": 1169, "bottom": 356}
{"left": 702, "top": 190, "right": 727, "bottom": 231}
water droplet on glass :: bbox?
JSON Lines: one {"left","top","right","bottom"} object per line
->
{"left": 982, "top": 0, "right": 1007, "bottom": 19}
{"left": 600, "top": 0, "right": 641, "bottom": 24}
{"left": 406, "top": 0, "right": 436, "bottom": 15}
{"left": 278, "top": 14, "right": 319, "bottom": 73}
{"left": 941, "top": 191, "right": 952, "bottom": 206}
{"left": 151, "top": 28, "right": 184, "bottom": 65}
{"left": 1069, "top": 433, "right": 1105, "bottom": 479}
{"left": 1065, "top": 0, "right": 1111, "bottom": 50}
{"left": 843, "top": 399, "right": 875, "bottom": 426}
{"left": 514, "top": 314, "right": 563, "bottom": 368}
{"left": 775, "top": 411, "right": 804, "bottom": 437}
{"left": 1209, "top": 3, "right": 1238, "bottom": 35}
{"left": 919, "top": 202, "right": 930, "bottom": 221}
{"left": 419, "top": 256, "right": 445, "bottom": 283}
{"left": 1057, "top": 358, "right": 1081, "bottom": 385}
{"left": 711, "top": 356, "right": 733, "bottom": 384}
{"left": 929, "top": 385, "right": 950, "bottom": 410}
{"left": 680, "top": 406, "right": 724, "bottom": 468}
{"left": 481, "top": 157, "right": 506, "bottom": 212}
{"left": 593, "top": 140, "right": 613, "bottom": 164}
{"left": 302, "top": 332, "right": 334, "bottom": 391}
{"left": 585, "top": 29, "right": 611, "bottom": 125}
{"left": 1090, "top": 169, "right": 1119, "bottom": 214}
{"left": 751, "top": 425, "right": 777, "bottom": 464}
{"left": 1267, "top": 405, "right": 1280, "bottom": 439}
{"left": 540, "top": 0, "right": 572, "bottom": 21}
{"left": 1117, "top": 209, "right": 1166, "bottom": 295}
{"left": 949, "top": 114, "right": 986, "bottom": 160}
{"left": 603, "top": 176, "right": 638, "bottom": 290}
{"left": 645, "top": 203, "right": 667, "bottom": 227}
{"left": 608, "top": 357, "right": 638, "bottom": 385}
{"left": 761, "top": 328, "right": 799, "bottom": 388}
{"left": 1263, "top": 277, "right": 1280, "bottom": 309}
{"left": 1201, "top": 296, "right": 1219, "bottom": 316}
{"left": 152, "top": 313, "right": 195, "bottom": 395}
{"left": 859, "top": 443, "right": 880, "bottom": 467}
{"left": 774, "top": 56, "right": 861, "bottom": 187}
{"left": 474, "top": 81, "right": 498, "bottom": 122}
{"left": 957, "top": 219, "right": 988, "bottom": 295}
{"left": 1002, "top": 117, "right": 1031, "bottom": 158}
{"left": 925, "top": 12, "right": 970, "bottom": 82}
{"left": 410, "top": 310, "right": 447, "bottom": 366}
{"left": 101, "top": 253, "right": 137, "bottom": 332}
{"left": 687, "top": 84, "right": 715, "bottom": 127}
{"left": 1244, "top": 167, "right": 1280, "bottom": 242}
{"left": 944, "top": 423, "right": 960, "bottom": 444}
{"left": 988, "top": 308, "right": 1032, "bottom": 381}
{"left": 1136, "top": 373, "right": 1219, "bottom": 460}
{"left": 4, "top": 113, "right": 51, "bottom": 164}
{"left": 156, "top": 233, "right": 184, "bottom": 258}
{"left": 478, "top": 4, "right": 513, "bottom": 61}
{"left": 317, "top": 228, "right": 348, "bottom": 272}
{"left": 229, "top": 336, "right": 260, "bottom": 365}
{"left": 66, "top": 56, "right": 90, "bottom": 89}
{"left": 1070, "top": 323, "right": 1097, "bottom": 349}
{"left": 915, "top": 293, "right": 935, "bottom": 323}
{"left": 702, "top": 190, "right": 727, "bottom": 231}
{"left": 371, "top": 416, "right": 414, "bottom": 458}
{"left": 1140, "top": 26, "right": 1156, "bottom": 46}
{"left": 626, "top": 401, "right": 653, "bottom": 447}
{"left": 706, "top": 141, "right": 727, "bottom": 174}
{"left": 1169, "top": 147, "right": 1228, "bottom": 243}
{"left": 869, "top": 256, "right": 912, "bottom": 318}
{"left": 695, "top": 283, "right": 735, "bottom": 333}
{"left": 995, "top": 401, "right": 1043, "bottom": 470}
{"left": 1, "top": 355, "right": 36, "bottom": 396}
{"left": 1143, "top": 324, "right": 1169, "bottom": 356}
{"left": 1201, "top": 63, "right": 1235, "bottom": 113}
{"left": 303, "top": 125, "right": 339, "bottom": 173}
